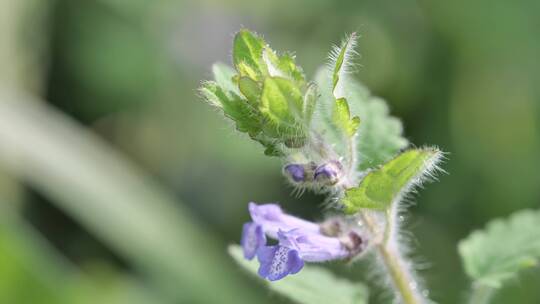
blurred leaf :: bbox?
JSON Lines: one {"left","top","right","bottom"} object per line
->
{"left": 0, "top": 0, "right": 49, "bottom": 93}
{"left": 343, "top": 148, "right": 441, "bottom": 212}
{"left": 459, "top": 209, "right": 540, "bottom": 288}
{"left": 0, "top": 91, "right": 270, "bottom": 304}
{"left": 228, "top": 245, "right": 368, "bottom": 304}
{"left": 0, "top": 209, "right": 157, "bottom": 304}
{"left": 0, "top": 217, "right": 66, "bottom": 304}
{"left": 332, "top": 97, "right": 360, "bottom": 137}
{"left": 52, "top": 1, "right": 160, "bottom": 118}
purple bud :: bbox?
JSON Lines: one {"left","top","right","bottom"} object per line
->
{"left": 283, "top": 164, "right": 306, "bottom": 183}
{"left": 314, "top": 160, "right": 343, "bottom": 185}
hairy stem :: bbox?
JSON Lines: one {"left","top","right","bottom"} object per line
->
{"left": 360, "top": 212, "right": 425, "bottom": 304}
{"left": 468, "top": 284, "right": 494, "bottom": 304}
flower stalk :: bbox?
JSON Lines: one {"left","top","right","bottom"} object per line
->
{"left": 359, "top": 212, "right": 425, "bottom": 304}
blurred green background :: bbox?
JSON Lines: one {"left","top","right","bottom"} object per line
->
{"left": 1, "top": 0, "right": 539, "bottom": 303}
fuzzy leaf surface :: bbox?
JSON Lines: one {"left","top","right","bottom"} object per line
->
{"left": 333, "top": 97, "right": 360, "bottom": 137}
{"left": 262, "top": 48, "right": 305, "bottom": 85}
{"left": 260, "top": 76, "right": 304, "bottom": 137}
{"left": 233, "top": 30, "right": 267, "bottom": 79}
{"left": 342, "top": 148, "right": 440, "bottom": 212}
{"left": 200, "top": 82, "right": 261, "bottom": 135}
{"left": 331, "top": 33, "right": 357, "bottom": 99}
{"left": 314, "top": 68, "right": 408, "bottom": 169}
{"left": 212, "top": 63, "right": 238, "bottom": 94}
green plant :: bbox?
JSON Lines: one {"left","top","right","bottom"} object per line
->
{"left": 200, "top": 29, "right": 540, "bottom": 304}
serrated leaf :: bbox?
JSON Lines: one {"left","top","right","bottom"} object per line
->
{"left": 331, "top": 33, "right": 357, "bottom": 99}
{"left": 459, "top": 209, "right": 540, "bottom": 288}
{"left": 260, "top": 76, "right": 304, "bottom": 136}
{"left": 314, "top": 68, "right": 408, "bottom": 170}
{"left": 333, "top": 98, "right": 360, "bottom": 137}
{"left": 228, "top": 245, "right": 368, "bottom": 304}
{"left": 342, "top": 148, "right": 440, "bottom": 212}
{"left": 200, "top": 82, "right": 261, "bottom": 135}
{"left": 233, "top": 30, "right": 267, "bottom": 80}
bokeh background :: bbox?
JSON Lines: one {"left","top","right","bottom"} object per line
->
{"left": 1, "top": 0, "right": 539, "bottom": 303}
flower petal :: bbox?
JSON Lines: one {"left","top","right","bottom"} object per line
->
{"left": 249, "top": 202, "right": 319, "bottom": 238}
{"left": 278, "top": 229, "right": 349, "bottom": 262}
{"left": 241, "top": 222, "right": 266, "bottom": 260}
{"left": 257, "top": 245, "right": 304, "bottom": 281}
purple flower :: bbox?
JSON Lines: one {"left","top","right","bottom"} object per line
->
{"left": 314, "top": 160, "right": 343, "bottom": 185}
{"left": 283, "top": 164, "right": 306, "bottom": 182}
{"left": 257, "top": 245, "right": 304, "bottom": 281}
{"left": 241, "top": 222, "right": 266, "bottom": 259}
{"left": 277, "top": 229, "right": 349, "bottom": 262}
{"left": 248, "top": 202, "right": 319, "bottom": 238}
{"left": 241, "top": 203, "right": 364, "bottom": 281}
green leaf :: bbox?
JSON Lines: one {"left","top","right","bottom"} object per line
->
{"left": 277, "top": 53, "right": 305, "bottom": 84}
{"left": 233, "top": 29, "right": 267, "bottom": 80}
{"left": 333, "top": 97, "right": 360, "bottom": 137}
{"left": 331, "top": 33, "right": 357, "bottom": 99}
{"left": 252, "top": 134, "right": 283, "bottom": 157}
{"left": 260, "top": 76, "right": 304, "bottom": 136}
{"left": 303, "top": 83, "right": 318, "bottom": 125}
{"left": 342, "top": 148, "right": 441, "bottom": 212}
{"left": 459, "top": 209, "right": 540, "bottom": 288}
{"left": 355, "top": 96, "right": 408, "bottom": 170}
{"left": 314, "top": 68, "right": 408, "bottom": 170}
{"left": 238, "top": 76, "right": 261, "bottom": 105}
{"left": 262, "top": 48, "right": 305, "bottom": 85}
{"left": 228, "top": 245, "right": 368, "bottom": 304}
{"left": 200, "top": 81, "right": 261, "bottom": 136}
{"left": 212, "top": 63, "right": 238, "bottom": 94}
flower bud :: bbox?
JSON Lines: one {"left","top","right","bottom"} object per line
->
{"left": 340, "top": 230, "right": 366, "bottom": 257}
{"left": 314, "top": 160, "right": 343, "bottom": 185}
{"left": 283, "top": 164, "right": 306, "bottom": 182}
